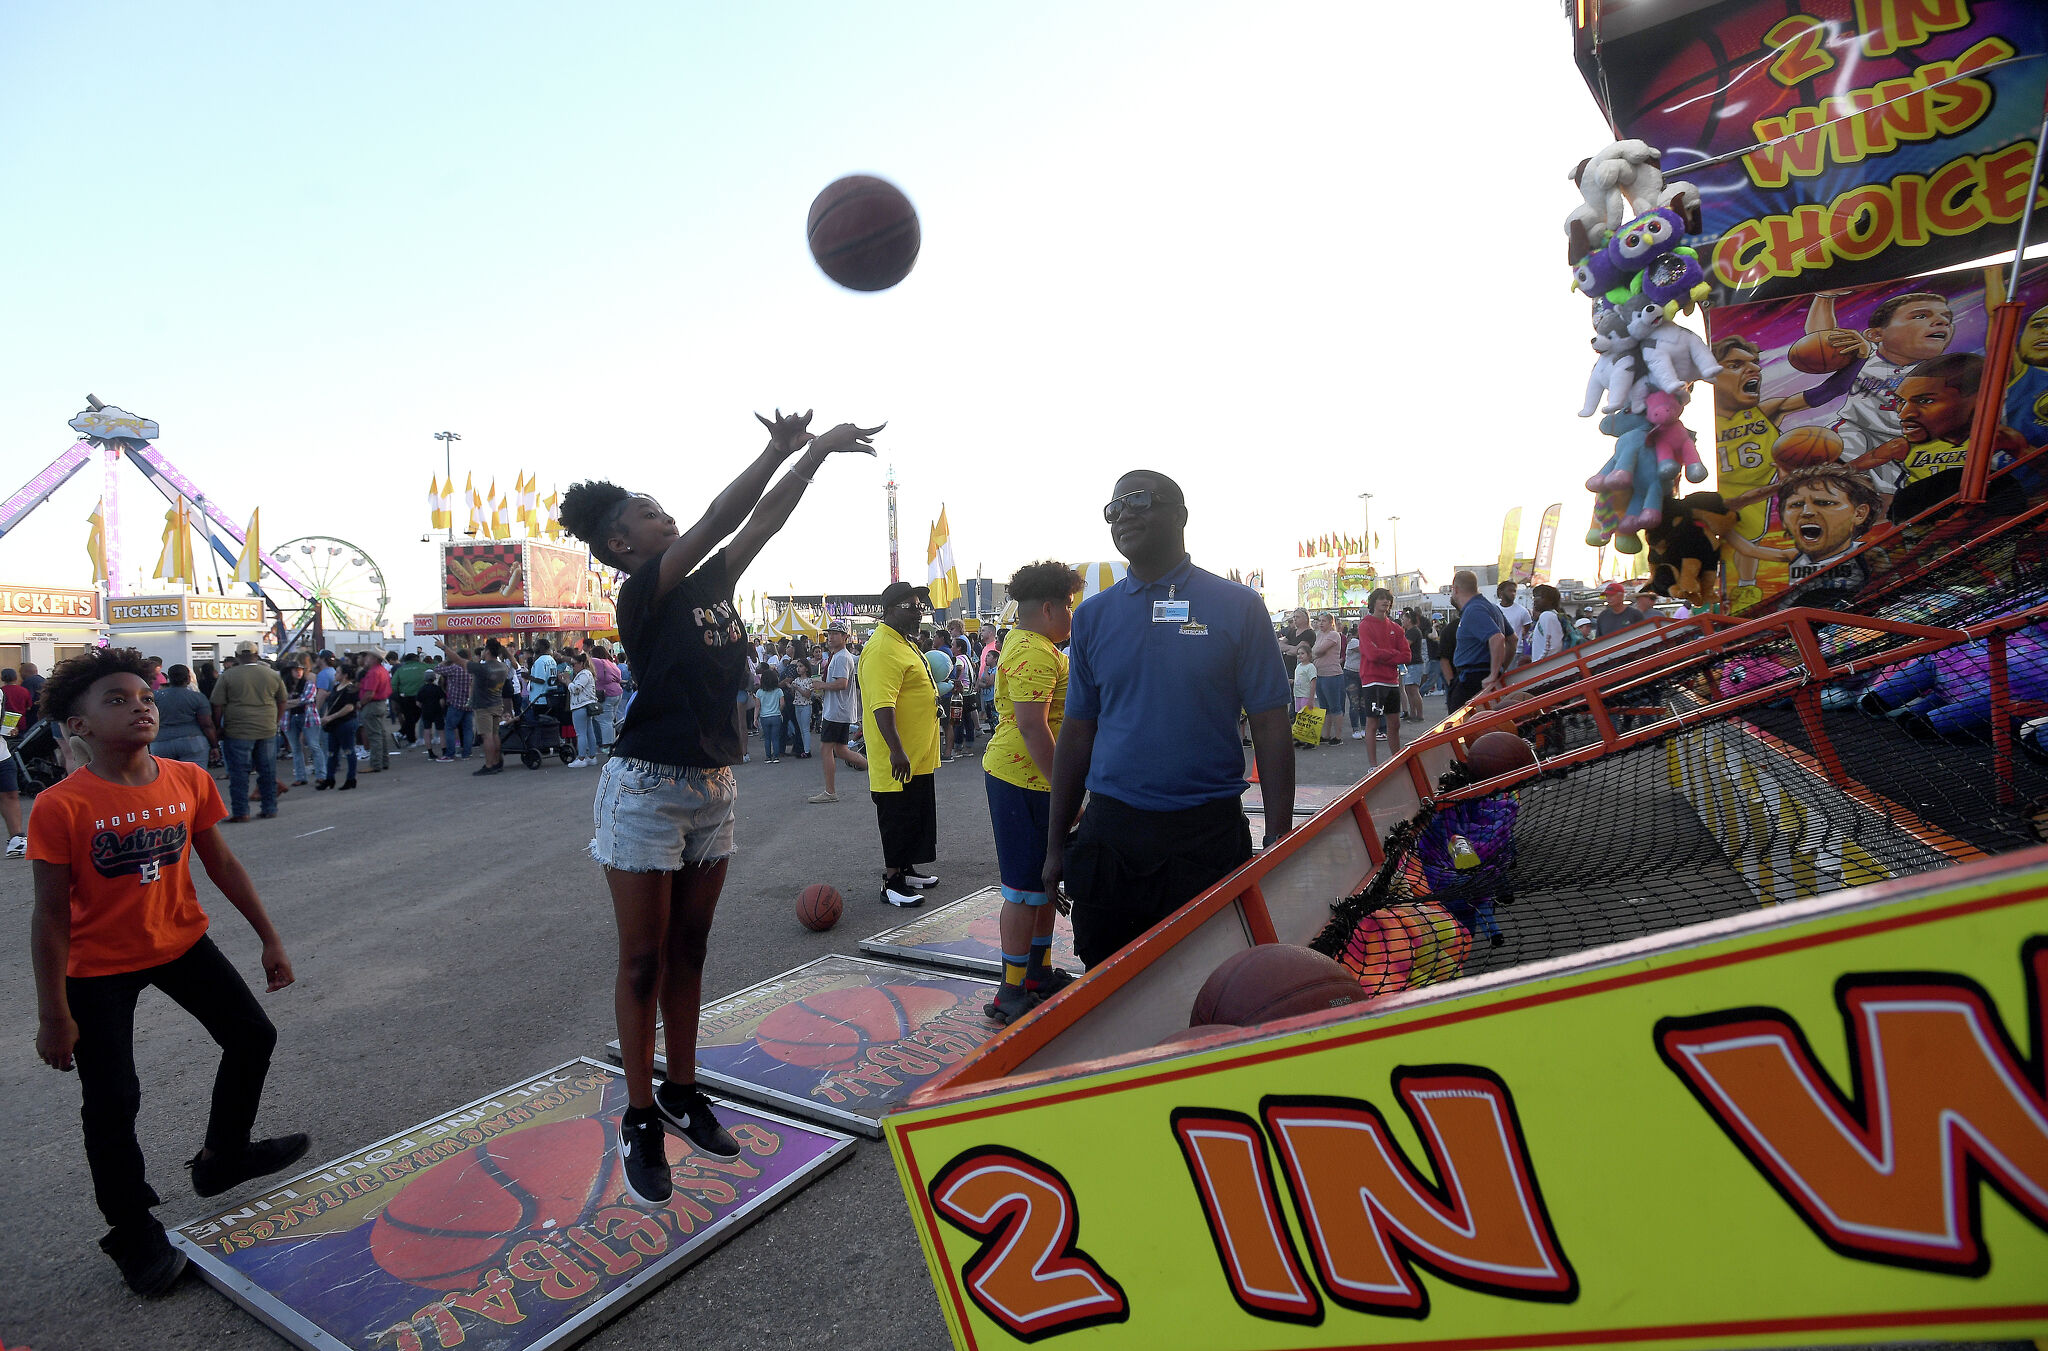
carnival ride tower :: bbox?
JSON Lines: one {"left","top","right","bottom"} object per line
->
{"left": 0, "top": 395, "right": 320, "bottom": 632}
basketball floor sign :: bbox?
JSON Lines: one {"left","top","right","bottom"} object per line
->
{"left": 860, "top": 885, "right": 1083, "bottom": 978}
{"left": 615, "top": 955, "right": 999, "bottom": 1138}
{"left": 170, "top": 1058, "right": 852, "bottom": 1351}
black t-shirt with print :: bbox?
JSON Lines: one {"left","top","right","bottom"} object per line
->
{"left": 613, "top": 549, "right": 748, "bottom": 768}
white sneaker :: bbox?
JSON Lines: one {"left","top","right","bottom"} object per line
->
{"left": 881, "top": 883, "right": 925, "bottom": 908}
{"left": 566, "top": 758, "right": 589, "bottom": 768}
{"left": 1351, "top": 730, "right": 1365, "bottom": 739}
{"left": 5, "top": 835, "right": 24, "bottom": 859}
{"left": 806, "top": 791, "right": 839, "bottom": 804}
{"left": 903, "top": 871, "right": 939, "bottom": 889}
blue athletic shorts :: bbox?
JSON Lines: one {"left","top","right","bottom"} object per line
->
{"left": 984, "top": 772, "right": 1052, "bottom": 906}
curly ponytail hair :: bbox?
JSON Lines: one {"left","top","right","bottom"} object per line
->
{"left": 559, "top": 481, "right": 634, "bottom": 568}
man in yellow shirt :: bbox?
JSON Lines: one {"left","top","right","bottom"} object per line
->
{"left": 980, "top": 561, "right": 1083, "bottom": 1024}
{"left": 860, "top": 581, "right": 944, "bottom": 908}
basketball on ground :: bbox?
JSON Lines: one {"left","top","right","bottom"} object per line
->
{"left": 1466, "top": 730, "right": 1537, "bottom": 781}
{"left": 1190, "top": 945, "right": 1363, "bottom": 1027}
{"left": 1773, "top": 424, "right": 1846, "bottom": 470}
{"left": 807, "top": 175, "right": 920, "bottom": 291}
{"left": 1787, "top": 331, "right": 1856, "bottom": 374}
{"left": 369, "top": 1118, "right": 611, "bottom": 1290}
{"left": 797, "top": 883, "right": 843, "bottom": 932}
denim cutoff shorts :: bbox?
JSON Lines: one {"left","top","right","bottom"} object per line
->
{"left": 590, "top": 757, "right": 737, "bottom": 871}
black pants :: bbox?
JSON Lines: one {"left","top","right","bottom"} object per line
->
{"left": 1065, "top": 794, "right": 1252, "bottom": 969}
{"left": 1445, "top": 671, "right": 1488, "bottom": 714}
{"left": 394, "top": 694, "right": 420, "bottom": 741}
{"left": 874, "top": 772, "right": 938, "bottom": 874}
{"left": 68, "top": 935, "right": 277, "bottom": 1229}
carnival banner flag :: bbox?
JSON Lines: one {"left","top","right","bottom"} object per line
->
{"left": 154, "top": 497, "right": 197, "bottom": 586}
{"left": 1572, "top": 0, "right": 2048, "bottom": 306}
{"left": 926, "top": 507, "right": 960, "bottom": 610}
{"left": 1532, "top": 502, "right": 1563, "bottom": 584}
{"left": 543, "top": 485, "right": 562, "bottom": 540}
{"left": 465, "top": 472, "right": 483, "bottom": 536}
{"left": 1498, "top": 506, "right": 1524, "bottom": 581}
{"left": 86, "top": 496, "right": 107, "bottom": 585}
{"left": 232, "top": 509, "right": 264, "bottom": 586}
{"left": 517, "top": 472, "right": 539, "bottom": 534}
{"left": 428, "top": 477, "right": 450, "bottom": 531}
{"left": 490, "top": 491, "right": 512, "bottom": 541}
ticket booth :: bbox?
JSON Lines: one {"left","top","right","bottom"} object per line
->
{"left": 106, "top": 594, "right": 271, "bottom": 672}
{"left": 0, "top": 583, "right": 106, "bottom": 671}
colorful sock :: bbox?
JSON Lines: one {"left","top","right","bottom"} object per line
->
{"left": 1025, "top": 936, "right": 1053, "bottom": 987}
{"left": 1002, "top": 950, "right": 1030, "bottom": 988}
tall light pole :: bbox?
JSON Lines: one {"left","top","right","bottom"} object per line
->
{"left": 1356, "top": 491, "right": 1373, "bottom": 569}
{"left": 1386, "top": 515, "right": 1401, "bottom": 585}
{"left": 434, "top": 431, "right": 461, "bottom": 541}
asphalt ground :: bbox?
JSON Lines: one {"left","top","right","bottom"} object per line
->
{"left": 0, "top": 695, "right": 2027, "bottom": 1351}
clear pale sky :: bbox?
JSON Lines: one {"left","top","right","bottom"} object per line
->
{"left": 0, "top": 1, "right": 1624, "bottom": 622}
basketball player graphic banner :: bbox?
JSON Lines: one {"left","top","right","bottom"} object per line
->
{"left": 1572, "top": 0, "right": 2048, "bottom": 306}
{"left": 1705, "top": 256, "right": 2048, "bottom": 610}
{"left": 169, "top": 1058, "right": 852, "bottom": 1351}
{"left": 861, "top": 887, "right": 1083, "bottom": 979}
{"left": 621, "top": 955, "right": 1000, "bottom": 1138}
{"left": 886, "top": 860, "right": 2048, "bottom": 1351}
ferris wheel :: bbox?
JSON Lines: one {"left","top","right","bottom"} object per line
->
{"left": 276, "top": 535, "right": 390, "bottom": 635}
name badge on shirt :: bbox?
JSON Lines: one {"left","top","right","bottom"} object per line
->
{"left": 1179, "top": 621, "right": 1209, "bottom": 636}
{"left": 1153, "top": 600, "right": 1190, "bottom": 623}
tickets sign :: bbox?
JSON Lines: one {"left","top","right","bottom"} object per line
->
{"left": 0, "top": 584, "right": 100, "bottom": 624}
{"left": 887, "top": 860, "right": 2048, "bottom": 1350}
{"left": 107, "top": 594, "right": 264, "bottom": 627}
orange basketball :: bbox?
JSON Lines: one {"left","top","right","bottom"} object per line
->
{"left": 1773, "top": 424, "right": 1846, "bottom": 470}
{"left": 807, "top": 174, "right": 920, "bottom": 291}
{"left": 1190, "top": 945, "right": 1363, "bottom": 1027}
{"left": 1466, "top": 730, "right": 1538, "bottom": 781}
{"left": 755, "top": 984, "right": 958, "bottom": 1068}
{"left": 796, "top": 884, "right": 843, "bottom": 932}
{"left": 1787, "top": 331, "right": 1855, "bottom": 374}
{"left": 369, "top": 1118, "right": 612, "bottom": 1291}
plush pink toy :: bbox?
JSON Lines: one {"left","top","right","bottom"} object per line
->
{"left": 1645, "top": 390, "right": 1708, "bottom": 486}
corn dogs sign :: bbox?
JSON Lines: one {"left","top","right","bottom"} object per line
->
{"left": 887, "top": 863, "right": 2048, "bottom": 1350}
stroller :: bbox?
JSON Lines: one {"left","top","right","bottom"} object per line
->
{"left": 500, "top": 687, "right": 577, "bottom": 769}
{"left": 10, "top": 717, "right": 67, "bottom": 794}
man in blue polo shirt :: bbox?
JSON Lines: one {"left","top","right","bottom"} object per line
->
{"left": 1445, "top": 570, "right": 1510, "bottom": 714}
{"left": 1044, "top": 470, "right": 1295, "bottom": 968}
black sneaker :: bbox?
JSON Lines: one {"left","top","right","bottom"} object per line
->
{"left": 99, "top": 1220, "right": 188, "bottom": 1297}
{"left": 617, "top": 1109, "right": 672, "bottom": 1206}
{"left": 1025, "top": 967, "right": 1076, "bottom": 999}
{"left": 881, "top": 882, "right": 924, "bottom": 908}
{"left": 188, "top": 1134, "right": 310, "bottom": 1198}
{"left": 473, "top": 763, "right": 504, "bottom": 776}
{"left": 984, "top": 983, "right": 1042, "bottom": 1026}
{"left": 654, "top": 1081, "right": 742, "bottom": 1161}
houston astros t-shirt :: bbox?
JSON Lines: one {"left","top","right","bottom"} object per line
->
{"left": 26, "top": 757, "right": 227, "bottom": 977}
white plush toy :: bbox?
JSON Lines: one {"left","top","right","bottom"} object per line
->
{"left": 1567, "top": 140, "right": 1703, "bottom": 262}
{"left": 1626, "top": 300, "right": 1721, "bottom": 395}
{"left": 1580, "top": 305, "right": 1641, "bottom": 417}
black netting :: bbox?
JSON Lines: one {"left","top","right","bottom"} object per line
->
{"left": 1313, "top": 616, "right": 2048, "bottom": 997}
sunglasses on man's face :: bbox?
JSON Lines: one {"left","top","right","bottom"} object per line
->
{"left": 1103, "top": 489, "right": 1180, "bottom": 523}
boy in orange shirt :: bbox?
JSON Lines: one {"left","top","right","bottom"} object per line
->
{"left": 29, "top": 648, "right": 306, "bottom": 1296}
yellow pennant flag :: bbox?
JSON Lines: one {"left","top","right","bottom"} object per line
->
{"left": 465, "top": 472, "right": 483, "bottom": 536}
{"left": 86, "top": 496, "right": 108, "bottom": 585}
{"left": 490, "top": 492, "right": 512, "bottom": 540}
{"left": 542, "top": 486, "right": 562, "bottom": 540}
{"left": 154, "top": 497, "right": 197, "bottom": 586}
{"left": 428, "top": 477, "right": 450, "bottom": 530}
{"left": 233, "top": 508, "right": 264, "bottom": 586}
{"left": 926, "top": 506, "right": 960, "bottom": 611}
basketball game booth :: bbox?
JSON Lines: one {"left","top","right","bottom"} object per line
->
{"left": 152, "top": 5, "right": 2048, "bottom": 1349}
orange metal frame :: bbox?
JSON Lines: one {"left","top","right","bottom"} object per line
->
{"left": 912, "top": 598, "right": 2048, "bottom": 1099}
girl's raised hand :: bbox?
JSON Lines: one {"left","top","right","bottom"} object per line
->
{"left": 811, "top": 421, "right": 885, "bottom": 455}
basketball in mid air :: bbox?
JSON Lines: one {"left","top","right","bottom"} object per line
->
{"left": 1773, "top": 425, "right": 1846, "bottom": 471}
{"left": 807, "top": 175, "right": 921, "bottom": 292}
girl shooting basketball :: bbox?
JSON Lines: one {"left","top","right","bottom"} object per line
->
{"left": 560, "top": 409, "right": 879, "bottom": 1206}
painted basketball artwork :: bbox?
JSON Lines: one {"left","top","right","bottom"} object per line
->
{"left": 860, "top": 887, "right": 1083, "bottom": 978}
{"left": 169, "top": 1060, "right": 853, "bottom": 1351}
{"left": 676, "top": 955, "right": 1000, "bottom": 1136}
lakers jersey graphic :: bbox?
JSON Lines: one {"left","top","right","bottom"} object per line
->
{"left": 1715, "top": 406, "right": 1779, "bottom": 497}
